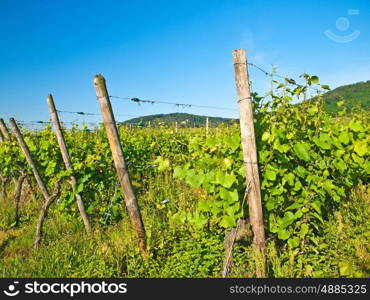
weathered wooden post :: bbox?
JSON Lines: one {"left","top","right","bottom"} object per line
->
{"left": 175, "top": 121, "right": 178, "bottom": 133}
{"left": 93, "top": 74, "right": 147, "bottom": 257}
{"left": 0, "top": 127, "right": 5, "bottom": 197}
{"left": 206, "top": 117, "right": 209, "bottom": 136}
{"left": 232, "top": 49, "right": 266, "bottom": 277}
{"left": 47, "top": 94, "right": 92, "bottom": 234}
{"left": 10, "top": 119, "right": 50, "bottom": 201}
{"left": 0, "top": 119, "right": 34, "bottom": 202}
{"left": 0, "top": 118, "right": 11, "bottom": 140}
{"left": 9, "top": 118, "right": 59, "bottom": 249}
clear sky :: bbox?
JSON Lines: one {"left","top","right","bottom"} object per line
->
{"left": 0, "top": 0, "right": 369, "bottom": 125}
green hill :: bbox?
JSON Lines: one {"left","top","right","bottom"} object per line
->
{"left": 321, "top": 80, "right": 370, "bottom": 113}
{"left": 122, "top": 113, "right": 236, "bottom": 127}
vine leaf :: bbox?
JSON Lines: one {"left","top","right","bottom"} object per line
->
{"left": 293, "top": 142, "right": 310, "bottom": 161}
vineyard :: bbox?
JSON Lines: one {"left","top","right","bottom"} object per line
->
{"left": 0, "top": 51, "right": 369, "bottom": 278}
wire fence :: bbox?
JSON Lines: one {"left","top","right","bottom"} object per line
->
{"left": 106, "top": 61, "right": 325, "bottom": 112}
{"left": 247, "top": 62, "right": 323, "bottom": 93}
{"left": 56, "top": 110, "right": 140, "bottom": 118}
{"left": 2, "top": 61, "right": 328, "bottom": 127}
{"left": 109, "top": 95, "right": 238, "bottom": 111}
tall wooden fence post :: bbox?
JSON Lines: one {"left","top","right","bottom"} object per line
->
{"left": 9, "top": 119, "right": 50, "bottom": 200}
{"left": 206, "top": 117, "right": 209, "bottom": 136}
{"left": 47, "top": 94, "right": 92, "bottom": 234}
{"left": 9, "top": 118, "right": 59, "bottom": 249}
{"left": 0, "top": 119, "right": 34, "bottom": 202}
{"left": 232, "top": 49, "right": 267, "bottom": 277}
{"left": 0, "top": 127, "right": 6, "bottom": 197}
{"left": 93, "top": 74, "right": 147, "bottom": 257}
{"left": 0, "top": 118, "right": 11, "bottom": 141}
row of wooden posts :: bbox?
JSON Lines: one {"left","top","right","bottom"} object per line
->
{"left": 115, "top": 117, "right": 210, "bottom": 131}
{"left": 0, "top": 49, "right": 266, "bottom": 277}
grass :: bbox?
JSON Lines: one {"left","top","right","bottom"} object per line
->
{"left": 0, "top": 173, "right": 369, "bottom": 278}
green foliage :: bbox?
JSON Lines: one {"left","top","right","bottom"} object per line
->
{"left": 268, "top": 185, "right": 370, "bottom": 278}
{"left": 165, "top": 74, "right": 369, "bottom": 255}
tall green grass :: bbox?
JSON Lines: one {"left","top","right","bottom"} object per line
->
{"left": 0, "top": 174, "right": 368, "bottom": 277}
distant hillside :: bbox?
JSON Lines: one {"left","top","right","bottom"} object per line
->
{"left": 321, "top": 80, "right": 370, "bottom": 113}
{"left": 122, "top": 113, "right": 236, "bottom": 127}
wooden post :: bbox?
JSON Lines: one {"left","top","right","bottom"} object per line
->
{"left": 0, "top": 124, "right": 9, "bottom": 198}
{"left": 93, "top": 74, "right": 147, "bottom": 257}
{"left": 206, "top": 117, "right": 209, "bottom": 136}
{"left": 9, "top": 119, "right": 50, "bottom": 200}
{"left": 47, "top": 94, "right": 92, "bottom": 234}
{"left": 232, "top": 49, "right": 266, "bottom": 277}
{"left": 0, "top": 118, "right": 11, "bottom": 140}
{"left": 175, "top": 121, "right": 178, "bottom": 133}
{"left": 0, "top": 119, "right": 34, "bottom": 202}
{"left": 9, "top": 118, "right": 58, "bottom": 249}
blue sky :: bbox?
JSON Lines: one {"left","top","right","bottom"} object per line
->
{"left": 0, "top": 0, "right": 369, "bottom": 125}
